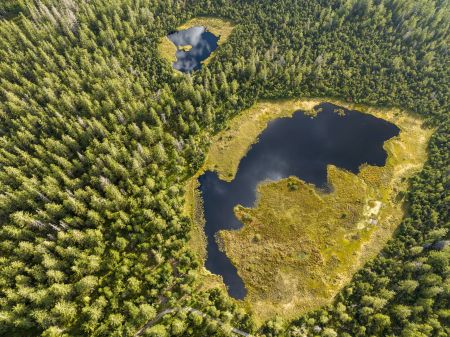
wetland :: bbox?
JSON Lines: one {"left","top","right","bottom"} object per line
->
{"left": 158, "top": 17, "right": 235, "bottom": 72}
{"left": 167, "top": 26, "right": 219, "bottom": 72}
{"left": 186, "top": 99, "right": 432, "bottom": 321}
{"left": 199, "top": 103, "right": 400, "bottom": 299}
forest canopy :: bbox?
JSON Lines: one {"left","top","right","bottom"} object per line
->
{"left": 0, "top": 0, "right": 448, "bottom": 336}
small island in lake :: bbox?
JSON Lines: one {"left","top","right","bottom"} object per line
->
{"left": 158, "top": 17, "right": 235, "bottom": 72}
{"left": 179, "top": 45, "right": 193, "bottom": 52}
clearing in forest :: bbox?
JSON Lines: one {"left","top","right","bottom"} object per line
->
{"left": 158, "top": 17, "right": 235, "bottom": 67}
{"left": 184, "top": 98, "right": 432, "bottom": 323}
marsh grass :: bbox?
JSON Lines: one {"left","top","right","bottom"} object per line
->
{"left": 205, "top": 99, "right": 321, "bottom": 181}
{"left": 184, "top": 98, "right": 432, "bottom": 323}
{"left": 158, "top": 17, "right": 235, "bottom": 68}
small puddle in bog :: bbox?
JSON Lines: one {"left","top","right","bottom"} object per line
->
{"left": 167, "top": 26, "right": 219, "bottom": 72}
{"left": 199, "top": 103, "right": 400, "bottom": 299}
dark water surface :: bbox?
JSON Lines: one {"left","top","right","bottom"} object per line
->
{"left": 167, "top": 26, "right": 219, "bottom": 72}
{"left": 199, "top": 103, "right": 400, "bottom": 299}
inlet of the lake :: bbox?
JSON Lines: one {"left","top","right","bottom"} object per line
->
{"left": 198, "top": 103, "right": 400, "bottom": 299}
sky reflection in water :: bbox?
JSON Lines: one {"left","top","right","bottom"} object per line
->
{"left": 199, "top": 103, "right": 400, "bottom": 299}
{"left": 168, "top": 26, "right": 219, "bottom": 72}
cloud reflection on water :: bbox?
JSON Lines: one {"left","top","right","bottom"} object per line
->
{"left": 168, "top": 26, "right": 219, "bottom": 72}
{"left": 199, "top": 103, "right": 401, "bottom": 300}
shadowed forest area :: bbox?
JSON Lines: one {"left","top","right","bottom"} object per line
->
{"left": 0, "top": 0, "right": 448, "bottom": 336}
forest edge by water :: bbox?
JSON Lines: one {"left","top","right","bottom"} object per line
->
{"left": 183, "top": 98, "right": 433, "bottom": 324}
{"left": 158, "top": 17, "right": 235, "bottom": 70}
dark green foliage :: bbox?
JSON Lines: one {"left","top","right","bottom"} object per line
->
{"left": 0, "top": 0, "right": 448, "bottom": 336}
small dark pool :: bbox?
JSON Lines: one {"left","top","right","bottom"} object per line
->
{"left": 199, "top": 103, "right": 400, "bottom": 299}
{"left": 167, "top": 26, "right": 219, "bottom": 72}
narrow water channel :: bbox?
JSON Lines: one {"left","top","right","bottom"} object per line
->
{"left": 199, "top": 103, "right": 400, "bottom": 299}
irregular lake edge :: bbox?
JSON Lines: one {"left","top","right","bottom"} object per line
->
{"left": 158, "top": 17, "right": 236, "bottom": 70}
{"left": 183, "top": 98, "right": 433, "bottom": 320}
{"left": 200, "top": 102, "right": 402, "bottom": 300}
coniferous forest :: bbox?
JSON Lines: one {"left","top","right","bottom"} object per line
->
{"left": 0, "top": 0, "right": 448, "bottom": 336}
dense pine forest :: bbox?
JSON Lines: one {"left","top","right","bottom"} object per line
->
{"left": 0, "top": 0, "right": 448, "bottom": 336}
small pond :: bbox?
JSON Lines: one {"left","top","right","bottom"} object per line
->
{"left": 167, "top": 26, "right": 219, "bottom": 72}
{"left": 198, "top": 103, "right": 400, "bottom": 299}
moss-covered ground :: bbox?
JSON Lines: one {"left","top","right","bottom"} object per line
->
{"left": 184, "top": 98, "right": 432, "bottom": 323}
{"left": 158, "top": 17, "right": 235, "bottom": 68}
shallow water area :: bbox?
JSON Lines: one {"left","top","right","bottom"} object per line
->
{"left": 167, "top": 26, "right": 219, "bottom": 72}
{"left": 198, "top": 103, "right": 400, "bottom": 299}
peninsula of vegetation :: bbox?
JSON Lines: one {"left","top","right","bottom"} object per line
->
{"left": 185, "top": 99, "right": 432, "bottom": 323}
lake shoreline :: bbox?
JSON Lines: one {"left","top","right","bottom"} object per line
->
{"left": 158, "top": 17, "right": 235, "bottom": 71}
{"left": 184, "top": 98, "right": 433, "bottom": 324}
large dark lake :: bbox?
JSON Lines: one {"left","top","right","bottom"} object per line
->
{"left": 199, "top": 103, "right": 400, "bottom": 299}
{"left": 167, "top": 26, "right": 219, "bottom": 72}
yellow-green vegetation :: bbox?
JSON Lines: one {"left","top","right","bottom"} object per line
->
{"left": 179, "top": 45, "right": 193, "bottom": 52}
{"left": 184, "top": 99, "right": 320, "bottom": 268}
{"left": 158, "top": 17, "right": 235, "bottom": 67}
{"left": 205, "top": 99, "right": 321, "bottom": 181}
{"left": 184, "top": 178, "right": 205, "bottom": 260}
{"left": 184, "top": 98, "right": 432, "bottom": 323}
{"left": 158, "top": 36, "right": 178, "bottom": 64}
{"left": 178, "top": 17, "right": 235, "bottom": 45}
{"left": 183, "top": 177, "right": 227, "bottom": 293}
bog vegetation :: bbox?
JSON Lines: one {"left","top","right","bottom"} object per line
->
{"left": 158, "top": 17, "right": 235, "bottom": 67}
{"left": 0, "top": 0, "right": 448, "bottom": 337}
{"left": 196, "top": 100, "right": 432, "bottom": 322}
